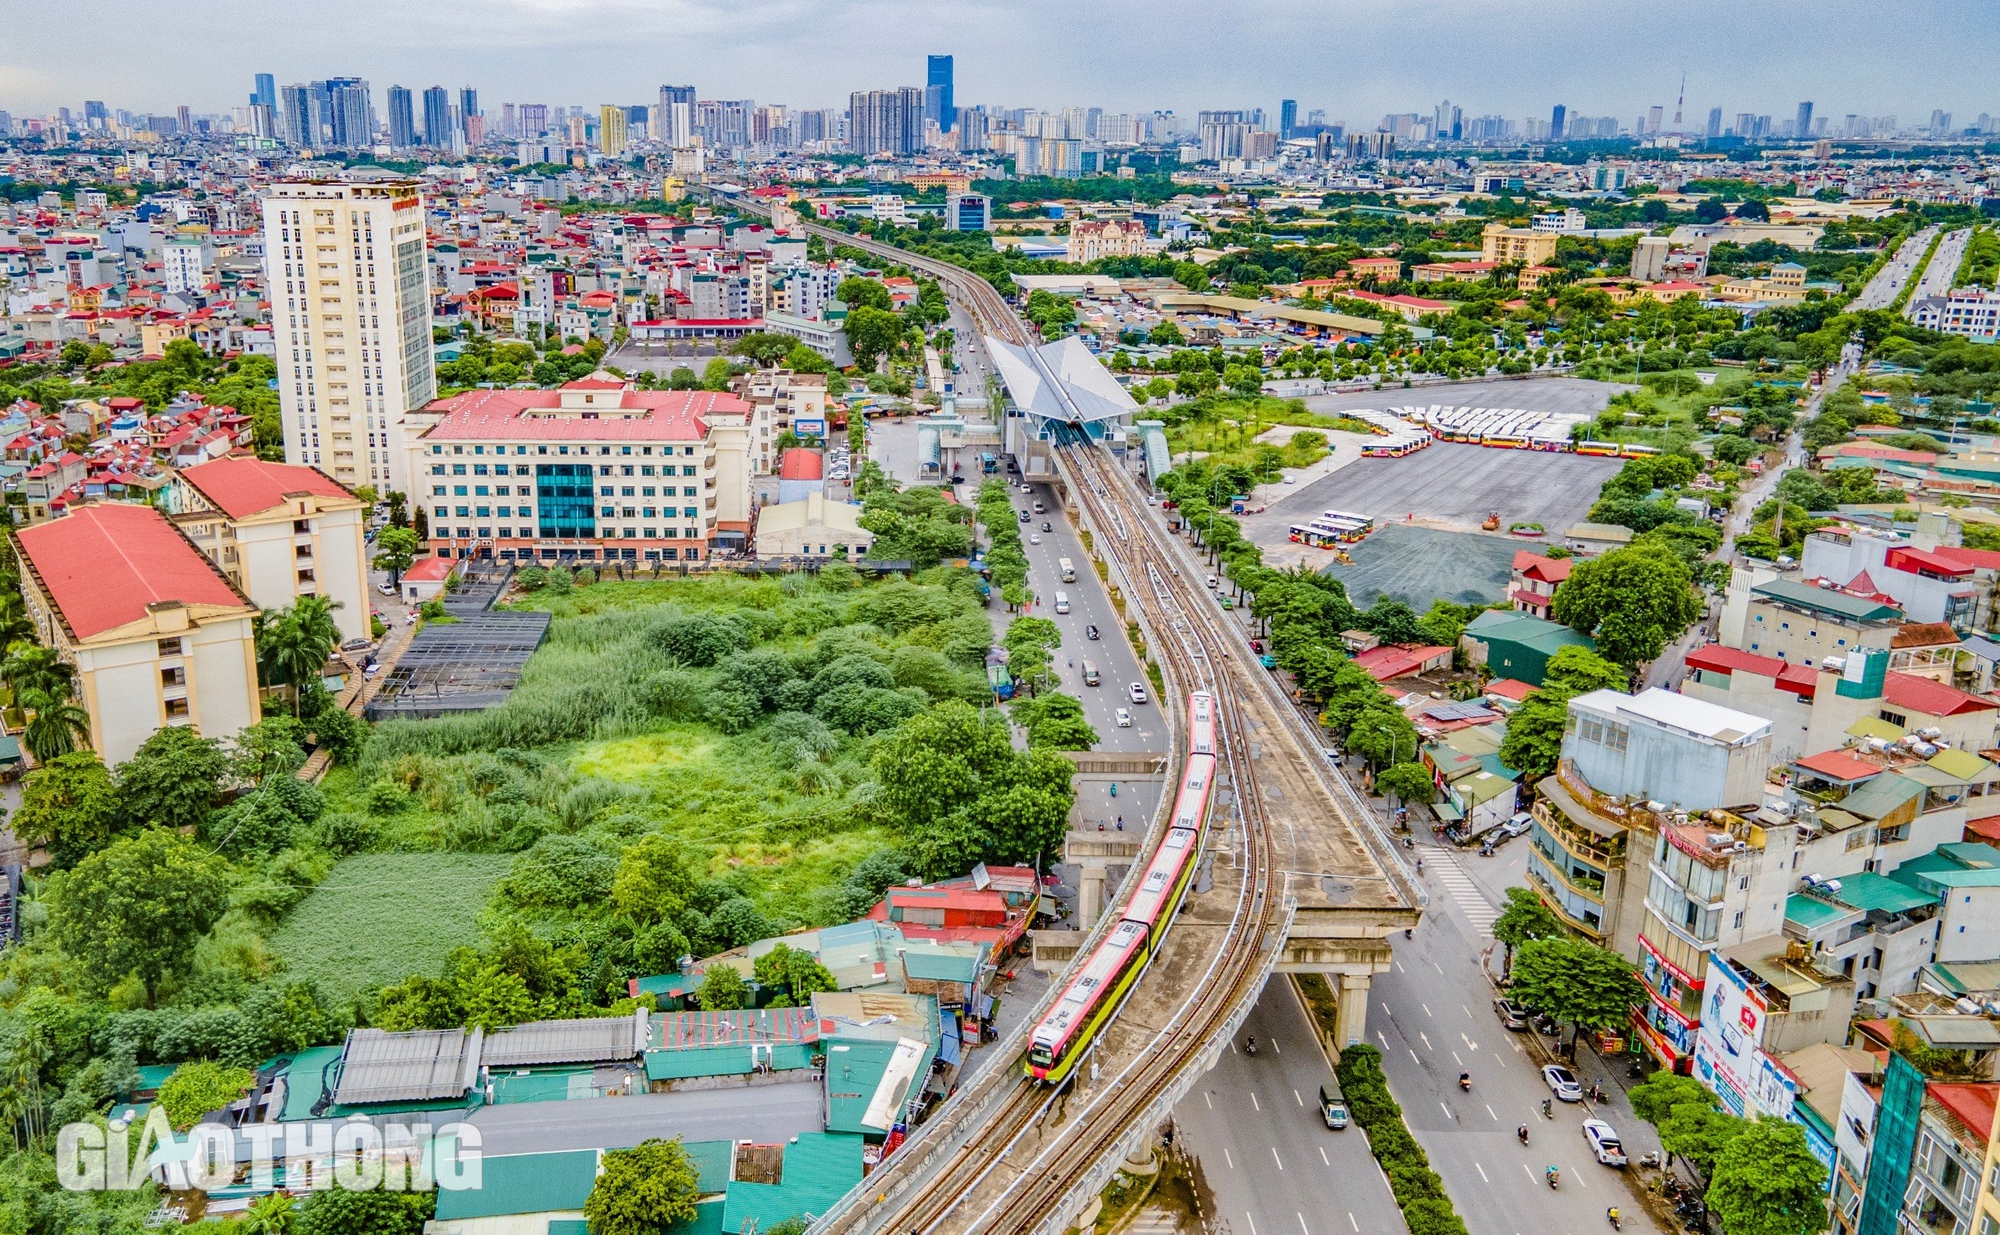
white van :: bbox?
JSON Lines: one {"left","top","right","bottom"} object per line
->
{"left": 1054, "top": 591, "right": 1071, "bottom": 614}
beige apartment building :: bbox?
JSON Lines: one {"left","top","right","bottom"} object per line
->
{"left": 167, "top": 456, "right": 373, "bottom": 646}
{"left": 262, "top": 181, "right": 438, "bottom": 496}
{"left": 1480, "top": 223, "right": 1560, "bottom": 265}
{"left": 14, "top": 504, "right": 261, "bottom": 765}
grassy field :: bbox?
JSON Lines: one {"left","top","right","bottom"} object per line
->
{"left": 270, "top": 853, "right": 512, "bottom": 999}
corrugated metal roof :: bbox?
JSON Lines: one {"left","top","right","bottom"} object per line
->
{"left": 432, "top": 1150, "right": 599, "bottom": 1221}
{"left": 333, "top": 1028, "right": 474, "bottom": 1106}
{"left": 481, "top": 1013, "right": 645, "bottom": 1068}
{"left": 720, "top": 1133, "right": 865, "bottom": 1234}
{"left": 683, "top": 1139, "right": 734, "bottom": 1195}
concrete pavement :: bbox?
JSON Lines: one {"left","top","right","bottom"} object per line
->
{"left": 1905, "top": 227, "right": 1972, "bottom": 315}
{"left": 1851, "top": 225, "right": 1937, "bottom": 312}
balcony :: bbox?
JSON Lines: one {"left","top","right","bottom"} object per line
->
{"left": 1526, "top": 862, "right": 1607, "bottom": 939}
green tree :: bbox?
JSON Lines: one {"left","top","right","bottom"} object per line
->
{"left": 836, "top": 276, "right": 892, "bottom": 313}
{"left": 13, "top": 751, "right": 119, "bottom": 866}
{"left": 611, "top": 833, "right": 701, "bottom": 925}
{"left": 21, "top": 688, "right": 91, "bottom": 763}
{"left": 752, "top": 943, "right": 839, "bottom": 1008}
{"left": 1, "top": 643, "right": 75, "bottom": 701}
{"left": 45, "top": 828, "right": 231, "bottom": 1003}
{"left": 243, "top": 1192, "right": 299, "bottom": 1234}
{"left": 258, "top": 595, "right": 346, "bottom": 716}
{"left": 116, "top": 726, "right": 228, "bottom": 832}
{"left": 1009, "top": 692, "right": 1099, "bottom": 750}
{"left": 1629, "top": 1070, "right": 1716, "bottom": 1128}
{"left": 296, "top": 1186, "right": 434, "bottom": 1235}
{"left": 157, "top": 1060, "right": 254, "bottom": 1131}
{"left": 1491, "top": 886, "right": 1564, "bottom": 976}
{"left": 697, "top": 964, "right": 748, "bottom": 1011}
{"left": 1658, "top": 1102, "right": 1747, "bottom": 1177}
{"left": 731, "top": 331, "right": 801, "bottom": 367}
{"left": 1507, "top": 937, "right": 1644, "bottom": 1038}
{"left": 1376, "top": 761, "right": 1435, "bottom": 806}
{"left": 1704, "top": 1119, "right": 1829, "bottom": 1235}
{"left": 1550, "top": 544, "right": 1703, "bottom": 668}
{"left": 845, "top": 305, "right": 906, "bottom": 371}
{"left": 371, "top": 525, "right": 421, "bottom": 586}
{"left": 584, "top": 1139, "right": 701, "bottom": 1235}
{"left": 1497, "top": 646, "right": 1630, "bottom": 783}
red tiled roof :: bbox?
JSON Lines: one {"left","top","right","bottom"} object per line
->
{"left": 1685, "top": 644, "right": 1819, "bottom": 697}
{"left": 1484, "top": 678, "right": 1537, "bottom": 702}
{"left": 1886, "top": 546, "right": 1975, "bottom": 579}
{"left": 419, "top": 388, "right": 747, "bottom": 443}
{"left": 1511, "top": 549, "right": 1573, "bottom": 584}
{"left": 178, "top": 456, "right": 355, "bottom": 520}
{"left": 1965, "top": 814, "right": 2000, "bottom": 845}
{"left": 1792, "top": 749, "right": 1883, "bottom": 783}
{"left": 1510, "top": 588, "right": 1552, "bottom": 607}
{"left": 1883, "top": 672, "right": 2000, "bottom": 717}
{"left": 1928, "top": 1082, "right": 2000, "bottom": 1144}
{"left": 778, "top": 448, "right": 823, "bottom": 480}
{"left": 1935, "top": 545, "right": 2000, "bottom": 572}
{"left": 401, "top": 556, "right": 456, "bottom": 582}
{"left": 1351, "top": 644, "right": 1453, "bottom": 682}
{"left": 15, "top": 503, "right": 249, "bottom": 640}
{"left": 1894, "top": 622, "right": 1962, "bottom": 649}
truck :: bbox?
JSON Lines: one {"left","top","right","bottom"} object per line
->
{"left": 1319, "top": 1080, "right": 1349, "bottom": 1130}
{"left": 1058, "top": 557, "right": 1077, "bottom": 583}
{"left": 986, "top": 662, "right": 1015, "bottom": 701}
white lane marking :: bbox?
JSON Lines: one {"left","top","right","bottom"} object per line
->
{"left": 1396, "top": 961, "right": 1405, "bottom": 972}
{"left": 1272, "top": 1038, "right": 1281, "bottom": 1055}
{"left": 1486, "top": 1104, "right": 1497, "bottom": 1121}
{"left": 1347, "top": 1215, "right": 1359, "bottom": 1232}
{"left": 1476, "top": 1162, "right": 1490, "bottom": 1182}
{"left": 1250, "top": 1091, "right": 1261, "bottom": 1111}
{"left": 1462, "top": 1033, "right": 1478, "bottom": 1051}
{"left": 1224, "top": 1147, "right": 1234, "bottom": 1169}
{"left": 1452, "top": 1051, "right": 1463, "bottom": 1066}
{"left": 1422, "top": 1003, "right": 1432, "bottom": 1018}
{"left": 1298, "top": 1215, "right": 1309, "bottom": 1235}
{"left": 1273, "top": 1147, "right": 1285, "bottom": 1171}
{"left": 1463, "top": 1005, "right": 1473, "bottom": 1019}
{"left": 1295, "top": 1089, "right": 1305, "bottom": 1106}
{"left": 1419, "top": 1032, "right": 1433, "bottom": 1050}
{"left": 1434, "top": 961, "right": 1444, "bottom": 974}
{"left": 1205, "top": 1092, "right": 1213, "bottom": 1109}
{"left": 1410, "top": 1049, "right": 1422, "bottom": 1066}
{"left": 1320, "top": 1146, "right": 1331, "bottom": 1166}
{"left": 1246, "top": 1214, "right": 1258, "bottom": 1235}
{"left": 1440, "top": 1102, "right": 1451, "bottom": 1119}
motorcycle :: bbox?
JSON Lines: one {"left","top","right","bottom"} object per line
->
{"left": 1546, "top": 1166, "right": 1560, "bottom": 1190}
{"left": 1244, "top": 1037, "right": 1257, "bottom": 1056}
{"left": 1458, "top": 1072, "right": 1471, "bottom": 1092}
{"left": 1607, "top": 1208, "right": 1621, "bottom": 1231}
{"left": 1637, "top": 1151, "right": 1663, "bottom": 1170}
{"left": 1517, "top": 1125, "right": 1530, "bottom": 1145}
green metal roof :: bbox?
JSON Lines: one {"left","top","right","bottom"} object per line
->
{"left": 1838, "top": 773, "right": 1926, "bottom": 821}
{"left": 278, "top": 1047, "right": 343, "bottom": 1121}
{"left": 1464, "top": 609, "right": 1597, "bottom": 655}
{"left": 433, "top": 1149, "right": 599, "bottom": 1221}
{"left": 135, "top": 1064, "right": 178, "bottom": 1093}
{"left": 823, "top": 1036, "right": 937, "bottom": 1136}
{"left": 644, "top": 1041, "right": 815, "bottom": 1081}
{"left": 900, "top": 949, "right": 980, "bottom": 983}
{"left": 683, "top": 1139, "right": 734, "bottom": 1196}
{"left": 1825, "top": 870, "right": 1937, "bottom": 915}
{"left": 1785, "top": 894, "right": 1850, "bottom": 931}
{"left": 1930, "top": 748, "right": 1997, "bottom": 781}
{"left": 1752, "top": 578, "right": 1903, "bottom": 623}
{"left": 721, "top": 1133, "right": 864, "bottom": 1234}
{"left": 665, "top": 1201, "right": 725, "bottom": 1235}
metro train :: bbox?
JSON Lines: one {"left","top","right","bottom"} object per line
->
{"left": 1026, "top": 691, "right": 1217, "bottom": 1084}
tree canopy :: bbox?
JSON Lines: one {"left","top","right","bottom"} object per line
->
{"left": 1507, "top": 937, "right": 1644, "bottom": 1035}
{"left": 584, "top": 1139, "right": 701, "bottom": 1235}
{"left": 1550, "top": 543, "right": 1703, "bottom": 668}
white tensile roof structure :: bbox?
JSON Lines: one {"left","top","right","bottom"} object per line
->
{"left": 986, "top": 335, "right": 1139, "bottom": 427}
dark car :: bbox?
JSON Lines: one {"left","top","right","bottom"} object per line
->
{"left": 1085, "top": 624, "right": 1100, "bottom": 640}
{"left": 1017, "top": 511, "right": 1030, "bottom": 523}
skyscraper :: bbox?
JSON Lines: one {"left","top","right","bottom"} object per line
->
{"left": 1706, "top": 106, "right": 1723, "bottom": 139}
{"left": 252, "top": 74, "right": 277, "bottom": 111}
{"left": 850, "top": 88, "right": 924, "bottom": 155}
{"left": 519, "top": 103, "right": 549, "bottom": 138}
{"left": 280, "top": 83, "right": 314, "bottom": 147}
{"left": 1795, "top": 101, "right": 1814, "bottom": 140}
{"left": 323, "top": 78, "right": 373, "bottom": 148}
{"left": 459, "top": 87, "right": 478, "bottom": 139}
{"left": 1279, "top": 99, "right": 1298, "bottom": 139}
{"left": 926, "top": 55, "right": 954, "bottom": 132}
{"left": 263, "top": 182, "right": 437, "bottom": 493}
{"left": 386, "top": 86, "right": 416, "bottom": 148}
{"left": 599, "top": 104, "right": 628, "bottom": 155}
{"left": 422, "top": 86, "right": 452, "bottom": 147}
{"left": 1549, "top": 104, "right": 1566, "bottom": 141}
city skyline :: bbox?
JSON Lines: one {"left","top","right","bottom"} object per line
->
{"left": 2, "top": 0, "right": 1996, "bottom": 122}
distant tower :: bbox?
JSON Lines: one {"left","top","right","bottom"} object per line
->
{"left": 927, "top": 54, "right": 954, "bottom": 132}
{"left": 252, "top": 73, "right": 277, "bottom": 111}
{"left": 1706, "top": 107, "right": 1723, "bottom": 139}
{"left": 1549, "top": 104, "right": 1566, "bottom": 141}
{"left": 1280, "top": 99, "right": 1298, "bottom": 139}
{"left": 1795, "top": 101, "right": 1814, "bottom": 140}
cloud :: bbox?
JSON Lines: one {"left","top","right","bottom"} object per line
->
{"left": 2, "top": 0, "right": 1992, "bottom": 122}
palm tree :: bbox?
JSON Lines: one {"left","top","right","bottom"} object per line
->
{"left": 258, "top": 597, "right": 345, "bottom": 716}
{"left": 21, "top": 688, "right": 88, "bottom": 763}
{"left": 1, "top": 644, "right": 73, "bottom": 702}
{"left": 0, "top": 597, "right": 33, "bottom": 651}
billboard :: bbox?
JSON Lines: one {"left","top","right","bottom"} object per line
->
{"left": 794, "top": 418, "right": 826, "bottom": 438}
{"left": 1692, "top": 950, "right": 1798, "bottom": 1124}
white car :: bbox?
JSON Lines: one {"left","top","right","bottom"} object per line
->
{"left": 1129, "top": 683, "right": 1148, "bottom": 704}
{"left": 1582, "top": 1119, "right": 1627, "bottom": 1167}
{"left": 1029, "top": 534, "right": 1041, "bottom": 544}
{"left": 1542, "top": 1064, "right": 1584, "bottom": 1102}
{"left": 1115, "top": 708, "right": 1133, "bottom": 728}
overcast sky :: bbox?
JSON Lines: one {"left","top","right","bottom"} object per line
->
{"left": 4, "top": 0, "right": 1995, "bottom": 124}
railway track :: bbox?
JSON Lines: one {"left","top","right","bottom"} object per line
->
{"left": 716, "top": 193, "right": 1388, "bottom": 1233}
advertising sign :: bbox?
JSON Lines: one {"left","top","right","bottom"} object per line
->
{"left": 794, "top": 418, "right": 826, "bottom": 438}
{"left": 1692, "top": 950, "right": 1766, "bottom": 1118}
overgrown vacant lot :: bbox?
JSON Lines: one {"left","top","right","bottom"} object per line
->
{"left": 270, "top": 853, "right": 512, "bottom": 1000}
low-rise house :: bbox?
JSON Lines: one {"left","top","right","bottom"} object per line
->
{"left": 14, "top": 503, "right": 261, "bottom": 765}
{"left": 1509, "top": 549, "right": 1573, "bottom": 620}
{"left": 754, "top": 494, "right": 873, "bottom": 562}
{"left": 1459, "top": 609, "right": 1595, "bottom": 686}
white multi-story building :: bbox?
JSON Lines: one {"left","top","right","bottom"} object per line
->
{"left": 162, "top": 238, "right": 207, "bottom": 297}
{"left": 262, "top": 181, "right": 439, "bottom": 495}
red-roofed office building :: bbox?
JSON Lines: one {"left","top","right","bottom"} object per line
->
{"left": 1801, "top": 526, "right": 2000, "bottom": 631}
{"left": 1510, "top": 550, "right": 1573, "bottom": 620}
{"left": 167, "top": 457, "right": 373, "bottom": 645}
{"left": 403, "top": 373, "right": 760, "bottom": 563}
{"left": 13, "top": 503, "right": 262, "bottom": 765}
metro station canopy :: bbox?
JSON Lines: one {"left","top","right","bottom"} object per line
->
{"left": 985, "top": 335, "right": 1140, "bottom": 428}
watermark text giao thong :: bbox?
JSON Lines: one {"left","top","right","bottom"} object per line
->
{"left": 57, "top": 1107, "right": 484, "bottom": 1193}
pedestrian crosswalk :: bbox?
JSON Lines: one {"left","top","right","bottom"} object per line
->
{"left": 1427, "top": 847, "right": 1499, "bottom": 938}
{"left": 1124, "top": 1208, "right": 1188, "bottom": 1235}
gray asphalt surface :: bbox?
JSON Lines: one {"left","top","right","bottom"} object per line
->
{"left": 1249, "top": 442, "right": 1622, "bottom": 538}
{"left": 1173, "top": 983, "right": 1409, "bottom": 1235}
{"left": 1303, "top": 377, "right": 1629, "bottom": 423}
{"left": 1905, "top": 227, "right": 1973, "bottom": 314}
{"left": 1852, "top": 225, "right": 1936, "bottom": 311}
{"left": 465, "top": 1080, "right": 823, "bottom": 1156}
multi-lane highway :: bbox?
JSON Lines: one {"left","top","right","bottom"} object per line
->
{"left": 1851, "top": 224, "right": 1937, "bottom": 310}
{"left": 1905, "top": 226, "right": 1973, "bottom": 314}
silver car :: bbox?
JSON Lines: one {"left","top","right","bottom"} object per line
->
{"left": 1582, "top": 1119, "right": 1627, "bottom": 1166}
{"left": 1542, "top": 1064, "right": 1584, "bottom": 1102}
